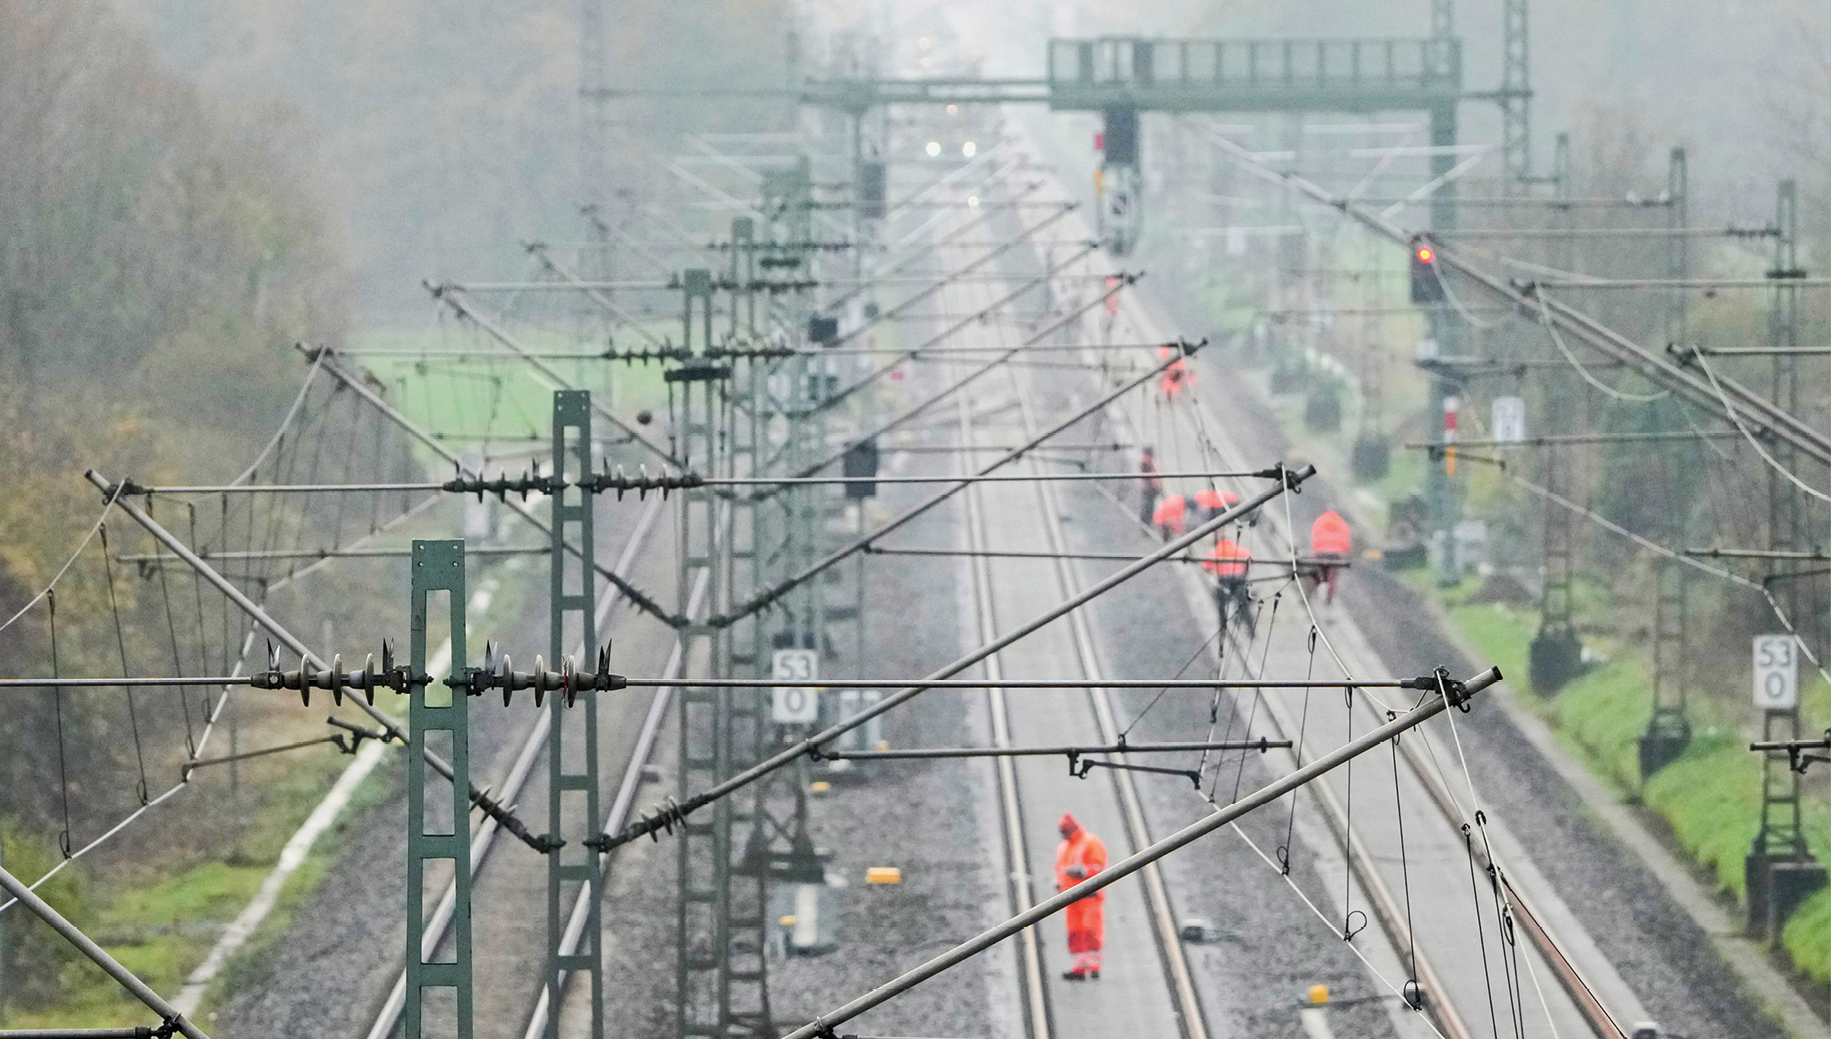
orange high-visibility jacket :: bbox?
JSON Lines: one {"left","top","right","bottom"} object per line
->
{"left": 1055, "top": 827, "right": 1108, "bottom": 899}
{"left": 1310, "top": 510, "right": 1352, "bottom": 556}
{"left": 1152, "top": 494, "right": 1187, "bottom": 533}
{"left": 1203, "top": 538, "right": 1251, "bottom": 577}
{"left": 1193, "top": 488, "right": 1240, "bottom": 513}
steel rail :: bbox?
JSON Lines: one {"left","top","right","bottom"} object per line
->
{"left": 517, "top": 491, "right": 727, "bottom": 1039}
{"left": 602, "top": 464, "right": 1315, "bottom": 849}
{"left": 1001, "top": 348, "right": 1211, "bottom": 1039}
{"left": 0, "top": 863, "right": 210, "bottom": 1039}
{"left": 303, "top": 346, "right": 681, "bottom": 625}
{"left": 822, "top": 172, "right": 1042, "bottom": 313}
{"left": 813, "top": 740, "right": 1290, "bottom": 760}
{"left": 955, "top": 397, "right": 1051, "bottom": 1039}
{"left": 704, "top": 345, "right": 1194, "bottom": 629}
{"left": 775, "top": 669, "right": 1503, "bottom": 1039}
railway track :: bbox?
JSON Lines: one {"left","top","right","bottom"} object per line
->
{"left": 937, "top": 192, "right": 1210, "bottom": 1039}
{"left": 914, "top": 130, "right": 1627, "bottom": 1039}
{"left": 1055, "top": 171, "right": 1640, "bottom": 1039}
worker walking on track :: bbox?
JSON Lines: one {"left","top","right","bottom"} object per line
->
{"left": 1158, "top": 344, "right": 1192, "bottom": 401}
{"left": 1055, "top": 813, "right": 1108, "bottom": 980}
{"left": 1307, "top": 509, "right": 1352, "bottom": 605}
{"left": 1203, "top": 536, "right": 1253, "bottom": 637}
{"left": 1151, "top": 492, "right": 1186, "bottom": 539}
{"left": 1139, "top": 447, "right": 1162, "bottom": 525}
{"left": 1192, "top": 487, "right": 1239, "bottom": 526}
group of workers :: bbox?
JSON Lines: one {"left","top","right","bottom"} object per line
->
{"left": 1042, "top": 470, "right": 1355, "bottom": 986}
{"left": 1139, "top": 447, "right": 1354, "bottom": 634}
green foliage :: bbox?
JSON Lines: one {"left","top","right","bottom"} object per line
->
{"left": 0, "top": 822, "right": 90, "bottom": 1012}
{"left": 1432, "top": 588, "right": 1831, "bottom": 987}
{"left": 1782, "top": 887, "right": 1831, "bottom": 986}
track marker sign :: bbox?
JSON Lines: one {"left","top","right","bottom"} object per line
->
{"left": 1491, "top": 396, "right": 1525, "bottom": 444}
{"left": 772, "top": 649, "right": 820, "bottom": 724}
{"left": 1753, "top": 634, "right": 1798, "bottom": 711}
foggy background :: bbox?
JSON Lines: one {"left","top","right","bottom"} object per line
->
{"left": 116, "top": 0, "right": 1831, "bottom": 321}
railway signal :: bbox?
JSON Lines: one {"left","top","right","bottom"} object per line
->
{"left": 1410, "top": 237, "right": 1445, "bottom": 304}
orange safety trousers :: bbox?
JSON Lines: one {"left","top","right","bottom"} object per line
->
{"left": 1064, "top": 896, "right": 1105, "bottom": 972}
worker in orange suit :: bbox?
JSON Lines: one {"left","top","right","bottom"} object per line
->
{"left": 1203, "top": 537, "right": 1253, "bottom": 636}
{"left": 1158, "top": 344, "right": 1192, "bottom": 401}
{"left": 1055, "top": 812, "right": 1108, "bottom": 980}
{"left": 1307, "top": 509, "right": 1353, "bottom": 605}
{"left": 1192, "top": 487, "right": 1240, "bottom": 526}
{"left": 1151, "top": 492, "right": 1186, "bottom": 539}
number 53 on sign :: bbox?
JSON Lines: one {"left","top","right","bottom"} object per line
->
{"left": 1753, "top": 634, "right": 1798, "bottom": 711}
{"left": 772, "top": 649, "right": 820, "bottom": 724}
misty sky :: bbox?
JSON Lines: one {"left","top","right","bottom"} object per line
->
{"left": 121, "top": 0, "right": 1831, "bottom": 319}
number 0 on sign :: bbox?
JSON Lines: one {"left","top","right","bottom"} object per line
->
{"left": 1753, "top": 634, "right": 1798, "bottom": 710}
{"left": 772, "top": 649, "right": 820, "bottom": 724}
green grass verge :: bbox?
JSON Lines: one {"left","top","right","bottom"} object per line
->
{"left": 347, "top": 325, "right": 674, "bottom": 467}
{"left": 1422, "top": 577, "right": 1831, "bottom": 986}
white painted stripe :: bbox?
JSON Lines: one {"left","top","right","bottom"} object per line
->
{"left": 1300, "top": 1008, "right": 1337, "bottom": 1039}
{"left": 172, "top": 737, "right": 387, "bottom": 1014}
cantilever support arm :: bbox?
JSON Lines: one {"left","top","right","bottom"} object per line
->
{"left": 83, "top": 469, "right": 551, "bottom": 850}
{"left": 799, "top": 245, "right": 1106, "bottom": 422}
{"left": 705, "top": 342, "right": 1198, "bottom": 629}
{"left": 300, "top": 344, "right": 682, "bottom": 627}
{"left": 602, "top": 462, "right": 1316, "bottom": 850}
{"left": 776, "top": 666, "right": 1503, "bottom": 1039}
{"left": 824, "top": 203, "right": 1080, "bottom": 349}
{"left": 423, "top": 282, "right": 684, "bottom": 467}
{"left": 524, "top": 244, "right": 669, "bottom": 349}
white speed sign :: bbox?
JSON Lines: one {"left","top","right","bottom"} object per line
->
{"left": 1753, "top": 634, "right": 1798, "bottom": 711}
{"left": 771, "top": 649, "right": 820, "bottom": 724}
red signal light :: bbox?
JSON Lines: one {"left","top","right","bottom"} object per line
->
{"left": 1416, "top": 246, "right": 1434, "bottom": 263}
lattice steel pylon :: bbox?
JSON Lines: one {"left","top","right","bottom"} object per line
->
{"left": 1640, "top": 147, "right": 1691, "bottom": 777}
{"left": 1529, "top": 131, "right": 1583, "bottom": 692}
{"left": 1499, "top": 0, "right": 1531, "bottom": 192}
{"left": 1748, "top": 177, "right": 1826, "bottom": 936}
{"left": 675, "top": 263, "right": 774, "bottom": 1039}
{"left": 407, "top": 540, "right": 473, "bottom": 1039}
{"left": 547, "top": 390, "right": 604, "bottom": 1039}
{"left": 745, "top": 159, "right": 838, "bottom": 893}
